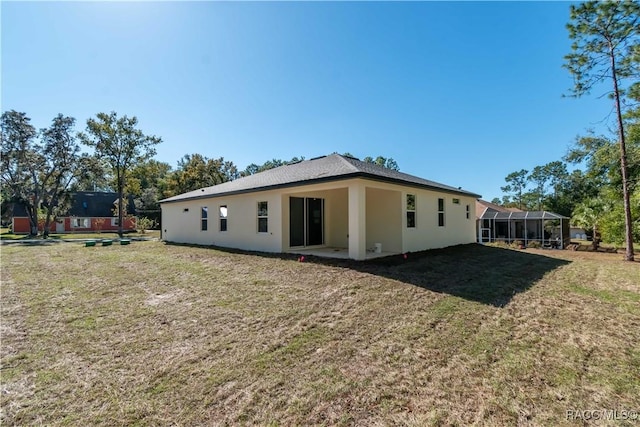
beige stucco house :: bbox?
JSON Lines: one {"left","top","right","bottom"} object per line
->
{"left": 160, "top": 154, "right": 480, "bottom": 260}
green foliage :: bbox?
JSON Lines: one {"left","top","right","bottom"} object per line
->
{"left": 564, "top": 0, "right": 639, "bottom": 260}
{"left": 1, "top": 111, "right": 39, "bottom": 234}
{"left": 165, "top": 154, "right": 237, "bottom": 196}
{"left": 525, "top": 161, "right": 570, "bottom": 211}
{"left": 545, "top": 169, "right": 599, "bottom": 217}
{"left": 527, "top": 241, "right": 542, "bottom": 249}
{"left": 125, "top": 159, "right": 173, "bottom": 211}
{"left": 572, "top": 198, "right": 609, "bottom": 249}
{"left": 564, "top": 1, "right": 639, "bottom": 98}
{"left": 495, "top": 156, "right": 617, "bottom": 221}
{"left": 127, "top": 159, "right": 172, "bottom": 196}
{"left": 599, "top": 187, "right": 640, "bottom": 245}
{"left": 131, "top": 159, "right": 172, "bottom": 189}
{"left": 241, "top": 156, "right": 305, "bottom": 177}
{"left": 135, "top": 216, "right": 156, "bottom": 234}
{"left": 38, "top": 114, "right": 87, "bottom": 237}
{"left": 500, "top": 169, "right": 528, "bottom": 209}
{"left": 69, "top": 156, "right": 112, "bottom": 192}
{"left": 362, "top": 155, "right": 400, "bottom": 171}
{"left": 240, "top": 154, "right": 400, "bottom": 178}
{"left": 136, "top": 187, "right": 161, "bottom": 212}
{"left": 112, "top": 198, "right": 134, "bottom": 220}
{"left": 79, "top": 112, "right": 161, "bottom": 178}
{"left": 494, "top": 2, "right": 640, "bottom": 254}
{"left": 545, "top": 161, "right": 570, "bottom": 196}
{"left": 528, "top": 165, "right": 548, "bottom": 211}
{"left": 564, "top": 128, "right": 640, "bottom": 244}
{"left": 79, "top": 112, "right": 161, "bottom": 237}
{"left": 566, "top": 133, "right": 620, "bottom": 186}
{"left": 1, "top": 111, "right": 86, "bottom": 237}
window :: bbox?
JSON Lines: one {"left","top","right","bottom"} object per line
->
{"left": 201, "top": 207, "right": 208, "bottom": 231}
{"left": 406, "top": 194, "right": 416, "bottom": 228}
{"left": 452, "top": 198, "right": 460, "bottom": 204}
{"left": 71, "top": 218, "right": 90, "bottom": 228}
{"left": 466, "top": 204, "right": 470, "bottom": 219}
{"left": 111, "top": 217, "right": 119, "bottom": 226}
{"left": 438, "top": 198, "right": 445, "bottom": 227}
{"left": 257, "top": 201, "right": 268, "bottom": 233}
{"left": 219, "top": 205, "right": 228, "bottom": 232}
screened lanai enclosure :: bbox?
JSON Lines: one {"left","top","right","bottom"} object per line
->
{"left": 477, "top": 210, "right": 570, "bottom": 248}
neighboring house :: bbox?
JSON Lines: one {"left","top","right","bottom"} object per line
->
{"left": 160, "top": 154, "right": 481, "bottom": 260}
{"left": 11, "top": 192, "right": 137, "bottom": 234}
{"left": 475, "top": 199, "right": 570, "bottom": 247}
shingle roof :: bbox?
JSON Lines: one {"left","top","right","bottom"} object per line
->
{"left": 11, "top": 192, "right": 136, "bottom": 217}
{"left": 160, "top": 154, "right": 481, "bottom": 204}
{"left": 68, "top": 192, "right": 136, "bottom": 217}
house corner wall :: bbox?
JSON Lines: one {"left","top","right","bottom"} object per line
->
{"left": 402, "top": 192, "right": 477, "bottom": 253}
{"left": 348, "top": 182, "right": 367, "bottom": 260}
{"left": 161, "top": 190, "right": 283, "bottom": 253}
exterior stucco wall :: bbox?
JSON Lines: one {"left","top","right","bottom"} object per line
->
{"left": 401, "top": 189, "right": 476, "bottom": 252}
{"left": 161, "top": 190, "right": 283, "bottom": 253}
{"left": 365, "top": 187, "right": 402, "bottom": 253}
{"left": 338, "top": 179, "right": 476, "bottom": 253}
{"left": 161, "top": 177, "right": 477, "bottom": 258}
{"left": 328, "top": 188, "right": 349, "bottom": 249}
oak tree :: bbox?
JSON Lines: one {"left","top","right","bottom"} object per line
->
{"left": 79, "top": 112, "right": 161, "bottom": 237}
{"left": 1, "top": 111, "right": 39, "bottom": 234}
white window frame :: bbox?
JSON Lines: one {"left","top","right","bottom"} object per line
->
{"left": 257, "top": 201, "right": 268, "bottom": 233}
{"left": 406, "top": 194, "right": 416, "bottom": 228}
{"left": 71, "top": 218, "right": 90, "bottom": 228}
{"left": 219, "top": 205, "right": 228, "bottom": 232}
{"left": 438, "top": 198, "right": 445, "bottom": 227}
{"left": 201, "top": 207, "right": 208, "bottom": 231}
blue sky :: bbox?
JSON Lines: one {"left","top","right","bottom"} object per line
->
{"left": 2, "top": 1, "right": 614, "bottom": 201}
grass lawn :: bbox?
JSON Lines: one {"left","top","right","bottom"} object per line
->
{"left": 1, "top": 242, "right": 639, "bottom": 426}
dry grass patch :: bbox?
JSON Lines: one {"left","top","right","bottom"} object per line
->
{"left": 0, "top": 230, "right": 160, "bottom": 240}
{"left": 1, "top": 242, "right": 639, "bottom": 426}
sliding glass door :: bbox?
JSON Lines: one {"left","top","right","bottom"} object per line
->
{"left": 289, "top": 197, "right": 324, "bottom": 247}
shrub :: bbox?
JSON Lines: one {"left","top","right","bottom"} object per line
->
{"left": 510, "top": 240, "right": 525, "bottom": 249}
{"left": 486, "top": 241, "right": 511, "bottom": 249}
{"left": 528, "top": 241, "right": 542, "bottom": 249}
{"left": 135, "top": 217, "right": 156, "bottom": 234}
{"left": 94, "top": 218, "right": 106, "bottom": 233}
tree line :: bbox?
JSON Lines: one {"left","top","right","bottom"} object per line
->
{"left": 1, "top": 111, "right": 162, "bottom": 237}
{"left": 494, "top": 0, "right": 639, "bottom": 260}
{"left": 494, "top": 127, "right": 639, "bottom": 247}
{"left": 1, "top": 110, "right": 398, "bottom": 237}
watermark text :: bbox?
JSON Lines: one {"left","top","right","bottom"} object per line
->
{"left": 566, "top": 409, "right": 638, "bottom": 421}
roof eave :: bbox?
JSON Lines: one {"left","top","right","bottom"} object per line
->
{"left": 159, "top": 174, "right": 361, "bottom": 204}
{"left": 355, "top": 173, "right": 481, "bottom": 198}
